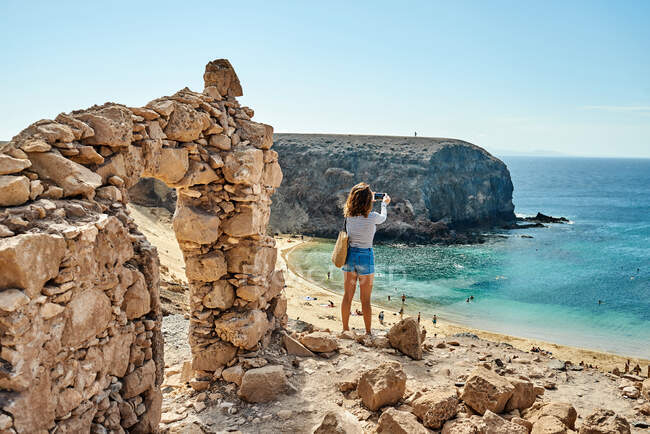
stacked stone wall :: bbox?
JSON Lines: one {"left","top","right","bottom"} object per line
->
{"left": 0, "top": 59, "right": 284, "bottom": 433}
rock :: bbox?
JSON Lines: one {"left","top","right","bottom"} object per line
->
{"left": 122, "top": 273, "right": 151, "bottom": 319}
{"left": 505, "top": 377, "right": 536, "bottom": 411}
{"left": 641, "top": 378, "right": 650, "bottom": 400}
{"left": 202, "top": 280, "right": 235, "bottom": 310}
{"left": 209, "top": 134, "right": 231, "bottom": 150}
{"left": 214, "top": 310, "right": 270, "bottom": 350}
{"left": 61, "top": 288, "right": 112, "bottom": 346}
{"left": 263, "top": 160, "right": 283, "bottom": 187}
{"left": 185, "top": 251, "right": 227, "bottom": 282}
{"left": 122, "top": 360, "right": 156, "bottom": 399}
{"left": 547, "top": 360, "right": 567, "bottom": 371}
{"left": 222, "top": 365, "right": 245, "bottom": 386}
{"left": 621, "top": 386, "right": 639, "bottom": 399}
{"left": 523, "top": 402, "right": 578, "bottom": 430}
{"left": 172, "top": 205, "right": 221, "bottom": 244}
{"left": 0, "top": 289, "right": 30, "bottom": 313}
{"left": 222, "top": 147, "right": 264, "bottom": 185}
{"left": 164, "top": 103, "right": 210, "bottom": 142}
{"left": 387, "top": 317, "right": 424, "bottom": 360}
{"left": 483, "top": 410, "right": 528, "bottom": 433}
{"left": 0, "top": 175, "right": 30, "bottom": 206}
{"left": 442, "top": 416, "right": 486, "bottom": 434}
{"left": 532, "top": 415, "right": 572, "bottom": 434}
{"left": 357, "top": 361, "right": 406, "bottom": 411}
{"left": 377, "top": 407, "right": 429, "bottom": 434}
{"left": 578, "top": 409, "right": 630, "bottom": 434}
{"left": 192, "top": 341, "right": 237, "bottom": 371}
{"left": 143, "top": 147, "right": 189, "bottom": 185}
{"left": 28, "top": 151, "right": 102, "bottom": 198}
{"left": 238, "top": 365, "right": 289, "bottom": 403}
{"left": 40, "top": 302, "right": 65, "bottom": 319}
{"left": 174, "top": 161, "right": 218, "bottom": 188}
{"left": 282, "top": 332, "right": 315, "bottom": 357}
{"left": 311, "top": 410, "right": 363, "bottom": 434}
{"left": 461, "top": 366, "right": 515, "bottom": 415}
{"left": 225, "top": 243, "right": 276, "bottom": 275}
{"left": 74, "top": 104, "right": 133, "bottom": 147}
{"left": 0, "top": 233, "right": 66, "bottom": 297}
{"left": 411, "top": 387, "right": 459, "bottom": 429}
{"left": 204, "top": 59, "right": 243, "bottom": 98}
{"left": 237, "top": 119, "right": 274, "bottom": 150}
{"left": 222, "top": 203, "right": 268, "bottom": 237}
{"left": 300, "top": 332, "right": 339, "bottom": 353}
{"left": 513, "top": 417, "right": 534, "bottom": 432}
{"left": 0, "top": 154, "right": 31, "bottom": 175}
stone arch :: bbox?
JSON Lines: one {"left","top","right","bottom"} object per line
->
{"left": 0, "top": 59, "right": 285, "bottom": 433}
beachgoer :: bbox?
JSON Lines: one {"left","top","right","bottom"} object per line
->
{"left": 470, "top": 295, "right": 474, "bottom": 301}
{"left": 327, "top": 271, "right": 330, "bottom": 280}
{"left": 399, "top": 307, "right": 404, "bottom": 319}
{"left": 355, "top": 309, "right": 362, "bottom": 316}
{"left": 466, "top": 297, "right": 470, "bottom": 303}
{"left": 401, "top": 294, "right": 406, "bottom": 303}
{"left": 340, "top": 182, "right": 390, "bottom": 335}
{"left": 433, "top": 314, "right": 437, "bottom": 326}
{"left": 328, "top": 300, "right": 334, "bottom": 308}
{"left": 417, "top": 312, "right": 421, "bottom": 323}
{"left": 387, "top": 295, "right": 391, "bottom": 301}
{"left": 378, "top": 311, "right": 384, "bottom": 324}
{"left": 598, "top": 299, "right": 602, "bottom": 305}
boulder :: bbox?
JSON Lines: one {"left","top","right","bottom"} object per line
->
{"left": 282, "top": 332, "right": 315, "bottom": 357}
{"left": 122, "top": 360, "right": 156, "bottom": 399}
{"left": 483, "top": 410, "right": 528, "bottom": 433}
{"left": 74, "top": 104, "right": 133, "bottom": 147}
{"left": 191, "top": 341, "right": 237, "bottom": 371}
{"left": 172, "top": 205, "right": 221, "bottom": 244}
{"left": 531, "top": 415, "right": 572, "bottom": 434}
{"left": 236, "top": 285, "right": 265, "bottom": 302}
{"left": 357, "top": 361, "right": 406, "bottom": 411}
{"left": 222, "top": 146, "right": 264, "bottom": 185}
{"left": 461, "top": 366, "right": 515, "bottom": 414}
{"left": 202, "top": 280, "right": 235, "bottom": 310}
{"left": 300, "top": 332, "right": 339, "bottom": 353}
{"left": 122, "top": 273, "right": 151, "bottom": 320}
{"left": 28, "top": 151, "right": 102, "bottom": 198}
{"left": 387, "top": 317, "right": 424, "bottom": 360}
{"left": 238, "top": 365, "right": 289, "bottom": 403}
{"left": 173, "top": 160, "right": 218, "bottom": 188}
{"left": 214, "top": 310, "right": 270, "bottom": 350}
{"left": 103, "top": 330, "right": 135, "bottom": 377}
{"left": 578, "top": 409, "right": 630, "bottom": 434}
{"left": 185, "top": 251, "right": 227, "bottom": 282}
{"left": 0, "top": 233, "right": 66, "bottom": 297}
{"left": 203, "top": 59, "right": 243, "bottom": 97}
{"left": 222, "top": 365, "right": 244, "bottom": 386}
{"left": 62, "top": 288, "right": 112, "bottom": 346}
{"left": 143, "top": 147, "right": 189, "bottom": 185}
{"left": 163, "top": 103, "right": 209, "bottom": 142}
{"left": 312, "top": 410, "right": 363, "bottom": 434}
{"left": 411, "top": 387, "right": 459, "bottom": 429}
{"left": 263, "top": 160, "right": 283, "bottom": 188}
{"left": 505, "top": 377, "right": 536, "bottom": 411}
{"left": 523, "top": 402, "right": 578, "bottom": 430}
{"left": 442, "top": 416, "right": 486, "bottom": 434}
{"left": 0, "top": 175, "right": 30, "bottom": 206}
{"left": 0, "top": 154, "right": 31, "bottom": 175}
{"left": 377, "top": 408, "right": 428, "bottom": 434}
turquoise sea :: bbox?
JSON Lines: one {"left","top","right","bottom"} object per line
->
{"left": 288, "top": 157, "right": 650, "bottom": 359}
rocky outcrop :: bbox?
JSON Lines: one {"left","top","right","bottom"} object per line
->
{"left": 269, "top": 133, "right": 515, "bottom": 242}
{"left": 0, "top": 59, "right": 283, "bottom": 433}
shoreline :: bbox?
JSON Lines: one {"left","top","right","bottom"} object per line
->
{"left": 277, "top": 235, "right": 649, "bottom": 373}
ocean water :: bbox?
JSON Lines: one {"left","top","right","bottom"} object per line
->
{"left": 288, "top": 157, "right": 650, "bottom": 359}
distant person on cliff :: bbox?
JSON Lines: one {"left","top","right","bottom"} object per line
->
{"left": 340, "top": 182, "right": 390, "bottom": 335}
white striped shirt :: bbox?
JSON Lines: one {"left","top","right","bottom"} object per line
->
{"left": 346, "top": 202, "right": 387, "bottom": 248}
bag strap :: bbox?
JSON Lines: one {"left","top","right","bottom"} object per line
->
{"left": 343, "top": 216, "right": 347, "bottom": 233}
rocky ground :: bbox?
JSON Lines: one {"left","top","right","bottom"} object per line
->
{"left": 128, "top": 205, "right": 650, "bottom": 433}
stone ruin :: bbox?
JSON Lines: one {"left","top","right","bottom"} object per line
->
{"left": 0, "top": 59, "right": 285, "bottom": 433}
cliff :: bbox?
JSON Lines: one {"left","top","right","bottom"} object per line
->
{"left": 269, "top": 134, "right": 515, "bottom": 242}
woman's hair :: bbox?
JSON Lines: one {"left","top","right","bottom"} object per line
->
{"left": 344, "top": 182, "right": 373, "bottom": 218}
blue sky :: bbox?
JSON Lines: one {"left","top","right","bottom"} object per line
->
{"left": 1, "top": 0, "right": 649, "bottom": 157}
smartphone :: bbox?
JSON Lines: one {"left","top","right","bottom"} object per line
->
{"left": 374, "top": 193, "right": 385, "bottom": 200}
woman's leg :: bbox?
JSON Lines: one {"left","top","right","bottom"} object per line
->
{"left": 359, "top": 273, "right": 374, "bottom": 334}
{"left": 342, "top": 271, "right": 358, "bottom": 331}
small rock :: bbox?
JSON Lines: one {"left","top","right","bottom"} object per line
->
{"left": 377, "top": 407, "right": 428, "bottom": 434}
{"left": 300, "top": 332, "right": 339, "bottom": 353}
{"left": 312, "top": 410, "right": 363, "bottom": 434}
{"left": 578, "top": 408, "right": 630, "bottom": 434}
{"left": 357, "top": 361, "right": 406, "bottom": 411}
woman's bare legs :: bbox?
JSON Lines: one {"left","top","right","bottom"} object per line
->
{"left": 342, "top": 271, "right": 358, "bottom": 331}
{"left": 359, "top": 273, "right": 374, "bottom": 334}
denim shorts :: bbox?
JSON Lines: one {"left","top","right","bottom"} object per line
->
{"left": 342, "top": 247, "right": 375, "bottom": 275}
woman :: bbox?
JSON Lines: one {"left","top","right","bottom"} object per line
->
{"left": 341, "top": 182, "right": 390, "bottom": 335}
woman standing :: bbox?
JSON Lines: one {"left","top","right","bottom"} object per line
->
{"left": 341, "top": 182, "right": 390, "bottom": 335}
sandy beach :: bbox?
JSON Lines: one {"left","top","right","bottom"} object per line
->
{"left": 276, "top": 236, "right": 649, "bottom": 374}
